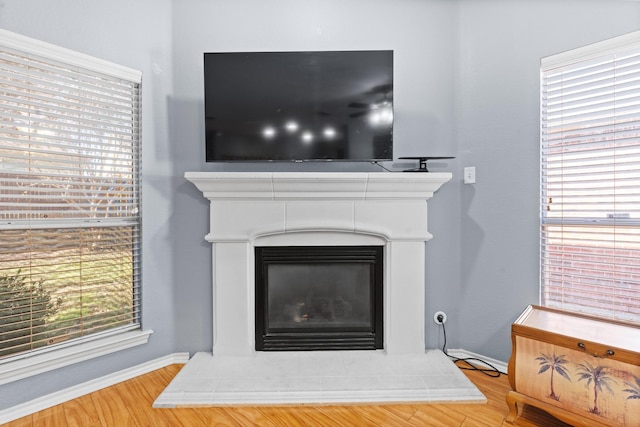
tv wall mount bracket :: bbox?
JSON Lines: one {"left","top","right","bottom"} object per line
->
{"left": 399, "top": 156, "right": 455, "bottom": 172}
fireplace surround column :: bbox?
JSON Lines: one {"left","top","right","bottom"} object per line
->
{"left": 185, "top": 172, "right": 451, "bottom": 356}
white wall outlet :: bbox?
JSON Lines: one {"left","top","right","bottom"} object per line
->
{"left": 434, "top": 311, "right": 447, "bottom": 325}
{"left": 464, "top": 166, "right": 476, "bottom": 184}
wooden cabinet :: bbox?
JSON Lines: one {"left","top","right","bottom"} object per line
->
{"left": 506, "top": 305, "right": 640, "bottom": 427}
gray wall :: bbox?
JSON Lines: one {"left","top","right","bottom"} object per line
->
{"left": 453, "top": 0, "right": 640, "bottom": 360}
{"left": 0, "top": 0, "right": 638, "bottom": 410}
{"left": 0, "top": 0, "right": 176, "bottom": 410}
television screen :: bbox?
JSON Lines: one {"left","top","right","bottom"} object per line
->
{"left": 204, "top": 50, "right": 393, "bottom": 162}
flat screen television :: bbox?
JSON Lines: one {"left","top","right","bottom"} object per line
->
{"left": 204, "top": 50, "right": 393, "bottom": 162}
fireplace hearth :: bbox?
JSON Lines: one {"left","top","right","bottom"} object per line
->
{"left": 255, "top": 246, "right": 383, "bottom": 351}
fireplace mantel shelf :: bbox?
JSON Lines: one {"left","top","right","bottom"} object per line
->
{"left": 184, "top": 171, "right": 452, "bottom": 201}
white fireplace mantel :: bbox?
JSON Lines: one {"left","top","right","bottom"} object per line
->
{"left": 185, "top": 171, "right": 451, "bottom": 201}
{"left": 185, "top": 171, "right": 452, "bottom": 356}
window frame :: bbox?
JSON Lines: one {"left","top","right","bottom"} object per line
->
{"left": 0, "top": 29, "right": 150, "bottom": 384}
{"left": 540, "top": 30, "right": 640, "bottom": 325}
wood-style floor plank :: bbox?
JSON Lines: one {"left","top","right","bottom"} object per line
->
{"left": 1, "top": 416, "right": 32, "bottom": 427}
{"left": 62, "top": 394, "right": 101, "bottom": 427}
{"left": 407, "top": 405, "right": 468, "bottom": 427}
{"left": 90, "top": 384, "right": 139, "bottom": 427}
{"left": 277, "top": 405, "right": 353, "bottom": 427}
{"left": 2, "top": 363, "right": 574, "bottom": 427}
{"left": 30, "top": 405, "right": 67, "bottom": 427}
{"left": 349, "top": 404, "right": 417, "bottom": 427}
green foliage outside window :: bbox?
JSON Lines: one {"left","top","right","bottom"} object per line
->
{"left": 0, "top": 272, "right": 61, "bottom": 357}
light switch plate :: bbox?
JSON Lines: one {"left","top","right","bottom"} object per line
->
{"left": 464, "top": 166, "right": 476, "bottom": 184}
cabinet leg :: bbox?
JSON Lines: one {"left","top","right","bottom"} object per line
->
{"left": 505, "top": 390, "right": 521, "bottom": 424}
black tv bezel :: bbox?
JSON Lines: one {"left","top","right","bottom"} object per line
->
{"left": 203, "top": 49, "right": 394, "bottom": 163}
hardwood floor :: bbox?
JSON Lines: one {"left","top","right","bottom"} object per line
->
{"left": 3, "top": 363, "right": 571, "bottom": 427}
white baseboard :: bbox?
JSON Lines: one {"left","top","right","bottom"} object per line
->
{"left": 446, "top": 348, "right": 509, "bottom": 375}
{"left": 0, "top": 329, "right": 154, "bottom": 386}
{"left": 0, "top": 352, "right": 190, "bottom": 425}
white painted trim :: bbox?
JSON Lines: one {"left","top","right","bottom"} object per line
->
{"left": 447, "top": 348, "right": 509, "bottom": 375}
{"left": 0, "top": 352, "right": 190, "bottom": 425}
{"left": 0, "top": 329, "right": 154, "bottom": 386}
{"left": 0, "top": 28, "right": 142, "bottom": 82}
{"left": 541, "top": 29, "right": 640, "bottom": 70}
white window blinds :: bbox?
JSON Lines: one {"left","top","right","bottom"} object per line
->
{"left": 0, "top": 30, "right": 142, "bottom": 358}
{"left": 540, "top": 31, "right": 640, "bottom": 324}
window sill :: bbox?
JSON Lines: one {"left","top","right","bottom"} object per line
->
{"left": 0, "top": 329, "right": 153, "bottom": 386}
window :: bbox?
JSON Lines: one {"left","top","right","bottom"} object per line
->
{"left": 0, "top": 30, "right": 142, "bottom": 359}
{"left": 540, "top": 31, "right": 640, "bottom": 324}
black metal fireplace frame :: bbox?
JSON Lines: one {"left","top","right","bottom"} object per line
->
{"left": 255, "top": 246, "right": 384, "bottom": 351}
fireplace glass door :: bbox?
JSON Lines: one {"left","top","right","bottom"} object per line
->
{"left": 255, "top": 246, "right": 383, "bottom": 351}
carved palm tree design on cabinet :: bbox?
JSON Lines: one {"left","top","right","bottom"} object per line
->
{"left": 624, "top": 375, "right": 640, "bottom": 401}
{"left": 535, "top": 352, "right": 572, "bottom": 401}
{"left": 576, "top": 362, "right": 617, "bottom": 415}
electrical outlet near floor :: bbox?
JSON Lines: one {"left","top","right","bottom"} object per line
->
{"left": 434, "top": 311, "right": 447, "bottom": 324}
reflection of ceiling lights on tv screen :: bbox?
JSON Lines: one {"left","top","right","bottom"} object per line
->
{"left": 204, "top": 50, "right": 393, "bottom": 162}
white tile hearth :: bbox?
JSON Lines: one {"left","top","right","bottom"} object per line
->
{"left": 153, "top": 350, "right": 486, "bottom": 407}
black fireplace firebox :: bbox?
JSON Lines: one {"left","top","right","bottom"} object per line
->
{"left": 255, "top": 246, "right": 383, "bottom": 351}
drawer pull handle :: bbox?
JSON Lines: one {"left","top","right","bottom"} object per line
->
{"left": 577, "top": 342, "right": 615, "bottom": 358}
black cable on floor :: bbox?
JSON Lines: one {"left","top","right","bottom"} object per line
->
{"left": 439, "top": 321, "right": 505, "bottom": 378}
